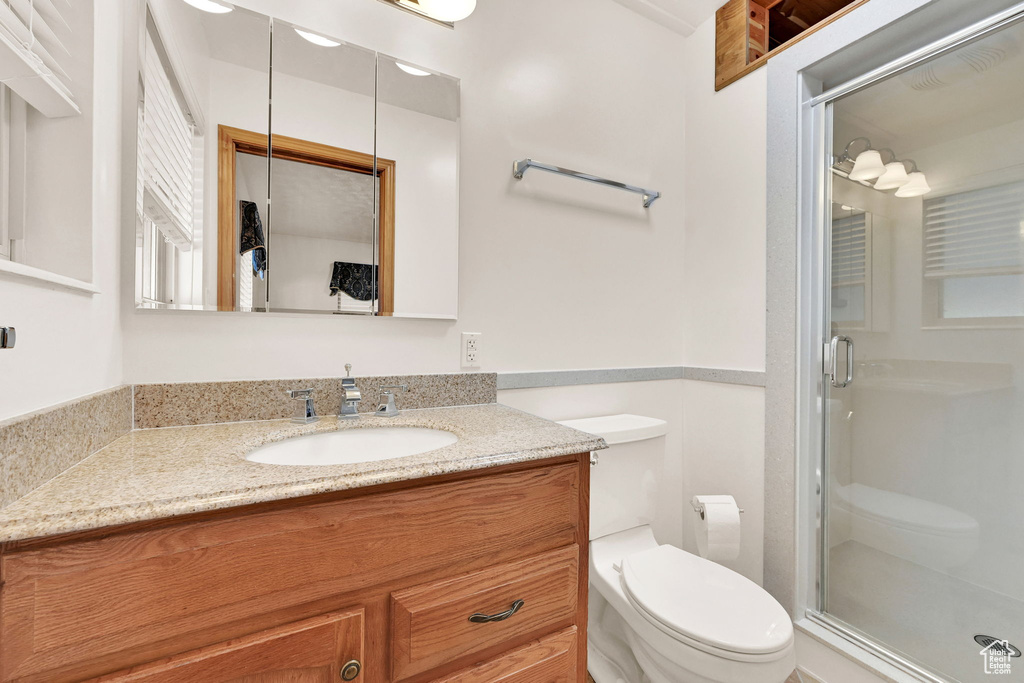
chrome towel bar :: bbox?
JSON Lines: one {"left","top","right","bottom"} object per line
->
{"left": 512, "top": 158, "right": 661, "bottom": 208}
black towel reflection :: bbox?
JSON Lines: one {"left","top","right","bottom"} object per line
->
{"left": 239, "top": 200, "right": 267, "bottom": 277}
{"left": 330, "top": 262, "right": 377, "bottom": 301}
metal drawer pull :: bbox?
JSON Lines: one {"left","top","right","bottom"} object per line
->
{"left": 469, "top": 599, "right": 525, "bottom": 623}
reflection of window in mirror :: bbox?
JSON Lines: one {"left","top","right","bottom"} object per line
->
{"left": 0, "top": 1, "right": 93, "bottom": 283}
{"left": 922, "top": 181, "right": 1024, "bottom": 328}
{"left": 216, "top": 126, "right": 395, "bottom": 315}
{"left": 138, "top": 13, "right": 200, "bottom": 307}
{"left": 832, "top": 205, "right": 871, "bottom": 330}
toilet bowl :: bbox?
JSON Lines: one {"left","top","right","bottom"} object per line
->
{"left": 589, "top": 526, "right": 795, "bottom": 683}
{"left": 557, "top": 414, "right": 796, "bottom": 683}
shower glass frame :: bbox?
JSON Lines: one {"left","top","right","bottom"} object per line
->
{"left": 801, "top": 5, "right": 1024, "bottom": 682}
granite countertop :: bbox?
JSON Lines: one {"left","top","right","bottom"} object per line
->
{"left": 0, "top": 404, "right": 606, "bottom": 543}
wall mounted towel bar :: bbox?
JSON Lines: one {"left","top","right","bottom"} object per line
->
{"left": 512, "top": 158, "right": 661, "bottom": 208}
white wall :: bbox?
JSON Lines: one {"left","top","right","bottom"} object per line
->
{"left": 272, "top": 234, "right": 372, "bottom": 312}
{"left": 0, "top": 0, "right": 123, "bottom": 421}
{"left": 681, "top": 17, "right": 770, "bottom": 584}
{"left": 499, "top": 381, "right": 686, "bottom": 551}
{"left": 122, "top": 0, "right": 688, "bottom": 382}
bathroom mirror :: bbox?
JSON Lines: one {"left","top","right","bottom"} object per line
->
{"left": 133, "top": 1, "right": 460, "bottom": 319}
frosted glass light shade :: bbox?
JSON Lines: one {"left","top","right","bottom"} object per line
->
{"left": 417, "top": 0, "right": 477, "bottom": 21}
{"left": 873, "top": 162, "right": 910, "bottom": 190}
{"left": 849, "top": 150, "right": 885, "bottom": 181}
{"left": 294, "top": 29, "right": 342, "bottom": 47}
{"left": 182, "top": 0, "right": 233, "bottom": 13}
{"left": 895, "top": 172, "right": 931, "bottom": 197}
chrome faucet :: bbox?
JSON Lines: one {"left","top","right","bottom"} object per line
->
{"left": 287, "top": 388, "right": 319, "bottom": 424}
{"left": 339, "top": 364, "right": 362, "bottom": 419}
{"left": 376, "top": 385, "right": 408, "bottom": 418}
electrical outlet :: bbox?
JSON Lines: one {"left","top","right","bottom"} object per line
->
{"left": 461, "top": 332, "right": 482, "bottom": 369}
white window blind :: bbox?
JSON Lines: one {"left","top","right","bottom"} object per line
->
{"left": 923, "top": 181, "right": 1024, "bottom": 279}
{"left": 141, "top": 29, "right": 193, "bottom": 249}
{"left": 832, "top": 212, "right": 868, "bottom": 286}
{"left": 0, "top": 0, "right": 78, "bottom": 117}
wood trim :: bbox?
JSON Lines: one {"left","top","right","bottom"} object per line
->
{"left": 216, "top": 125, "right": 395, "bottom": 314}
{"left": 715, "top": 0, "right": 872, "bottom": 91}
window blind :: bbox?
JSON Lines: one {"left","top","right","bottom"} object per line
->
{"left": 141, "top": 30, "right": 193, "bottom": 249}
{"left": 832, "top": 212, "right": 868, "bottom": 286}
{"left": 923, "top": 181, "right": 1024, "bottom": 279}
{"left": 0, "top": 0, "right": 78, "bottom": 116}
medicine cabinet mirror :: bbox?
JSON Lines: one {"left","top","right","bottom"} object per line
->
{"left": 134, "top": 0, "right": 460, "bottom": 319}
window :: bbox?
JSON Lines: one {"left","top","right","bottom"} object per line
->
{"left": 0, "top": 0, "right": 87, "bottom": 276}
{"left": 832, "top": 208, "right": 871, "bottom": 328}
{"left": 923, "top": 181, "right": 1024, "bottom": 326}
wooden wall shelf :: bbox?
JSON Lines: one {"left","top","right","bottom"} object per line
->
{"left": 715, "top": 0, "right": 872, "bottom": 91}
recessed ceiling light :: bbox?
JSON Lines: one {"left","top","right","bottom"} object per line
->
{"left": 416, "top": 0, "right": 476, "bottom": 22}
{"left": 294, "top": 28, "right": 342, "bottom": 47}
{"left": 182, "top": 0, "right": 233, "bottom": 13}
{"left": 397, "top": 62, "right": 431, "bottom": 77}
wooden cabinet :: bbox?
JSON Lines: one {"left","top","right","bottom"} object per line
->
{"left": 429, "top": 628, "right": 578, "bottom": 683}
{"left": 0, "top": 454, "right": 589, "bottom": 683}
{"left": 91, "top": 610, "right": 364, "bottom": 683}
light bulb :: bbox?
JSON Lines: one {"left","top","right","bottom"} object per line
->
{"left": 416, "top": 0, "right": 477, "bottom": 21}
{"left": 294, "top": 28, "right": 342, "bottom": 47}
{"left": 397, "top": 63, "right": 431, "bottom": 77}
{"left": 182, "top": 0, "right": 233, "bottom": 13}
{"left": 894, "top": 172, "right": 931, "bottom": 197}
{"left": 873, "top": 162, "right": 910, "bottom": 190}
{"left": 848, "top": 149, "right": 885, "bottom": 181}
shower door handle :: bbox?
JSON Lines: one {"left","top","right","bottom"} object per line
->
{"left": 828, "top": 335, "right": 854, "bottom": 388}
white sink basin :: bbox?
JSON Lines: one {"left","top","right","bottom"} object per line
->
{"left": 246, "top": 427, "right": 458, "bottom": 466}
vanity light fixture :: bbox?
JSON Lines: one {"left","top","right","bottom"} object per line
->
{"left": 873, "top": 160, "right": 910, "bottom": 190}
{"left": 416, "top": 0, "right": 477, "bottom": 21}
{"left": 849, "top": 149, "right": 885, "bottom": 181}
{"left": 294, "top": 28, "right": 342, "bottom": 47}
{"left": 397, "top": 62, "right": 432, "bottom": 77}
{"left": 181, "top": 0, "right": 233, "bottom": 13}
{"left": 833, "top": 137, "right": 930, "bottom": 198}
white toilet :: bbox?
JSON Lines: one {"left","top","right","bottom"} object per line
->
{"left": 559, "top": 414, "right": 796, "bottom": 683}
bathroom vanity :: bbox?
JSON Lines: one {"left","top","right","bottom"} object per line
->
{"left": 0, "top": 405, "right": 603, "bottom": 683}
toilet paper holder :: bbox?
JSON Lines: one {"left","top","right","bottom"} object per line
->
{"left": 691, "top": 499, "right": 744, "bottom": 520}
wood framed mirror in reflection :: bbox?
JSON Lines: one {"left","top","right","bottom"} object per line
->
{"left": 216, "top": 126, "right": 396, "bottom": 315}
{"left": 133, "top": 0, "right": 458, "bottom": 319}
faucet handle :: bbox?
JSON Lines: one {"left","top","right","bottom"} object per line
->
{"left": 345, "top": 363, "right": 352, "bottom": 377}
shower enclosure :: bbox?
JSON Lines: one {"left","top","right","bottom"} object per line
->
{"left": 808, "top": 7, "right": 1024, "bottom": 682}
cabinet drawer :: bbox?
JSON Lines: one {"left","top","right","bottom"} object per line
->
{"left": 91, "top": 608, "right": 363, "bottom": 683}
{"left": 1, "top": 463, "right": 580, "bottom": 682}
{"left": 391, "top": 546, "right": 579, "bottom": 681}
{"left": 430, "top": 627, "right": 578, "bottom": 683}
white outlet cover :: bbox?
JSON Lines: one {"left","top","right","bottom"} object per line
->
{"left": 461, "top": 332, "right": 481, "bottom": 369}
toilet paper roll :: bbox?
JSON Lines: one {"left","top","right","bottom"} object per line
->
{"left": 692, "top": 495, "right": 741, "bottom": 561}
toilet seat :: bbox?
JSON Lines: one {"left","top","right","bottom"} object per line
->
{"left": 620, "top": 545, "right": 793, "bottom": 657}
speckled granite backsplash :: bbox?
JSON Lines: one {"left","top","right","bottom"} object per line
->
{"left": 0, "top": 386, "right": 133, "bottom": 508}
{"left": 133, "top": 373, "right": 498, "bottom": 429}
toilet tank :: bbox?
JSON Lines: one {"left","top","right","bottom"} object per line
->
{"left": 557, "top": 414, "right": 669, "bottom": 541}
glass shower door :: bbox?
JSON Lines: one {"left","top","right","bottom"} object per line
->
{"left": 821, "top": 15, "right": 1024, "bottom": 682}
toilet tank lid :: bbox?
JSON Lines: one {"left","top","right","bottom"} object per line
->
{"left": 556, "top": 414, "right": 668, "bottom": 445}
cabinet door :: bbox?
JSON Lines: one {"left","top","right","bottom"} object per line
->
{"left": 91, "top": 609, "right": 363, "bottom": 683}
{"left": 430, "top": 627, "right": 577, "bottom": 683}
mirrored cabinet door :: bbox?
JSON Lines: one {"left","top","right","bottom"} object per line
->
{"left": 134, "top": 1, "right": 461, "bottom": 319}
{"left": 376, "top": 54, "right": 460, "bottom": 319}
{"left": 136, "top": 1, "right": 271, "bottom": 311}
{"left": 267, "top": 23, "right": 378, "bottom": 315}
